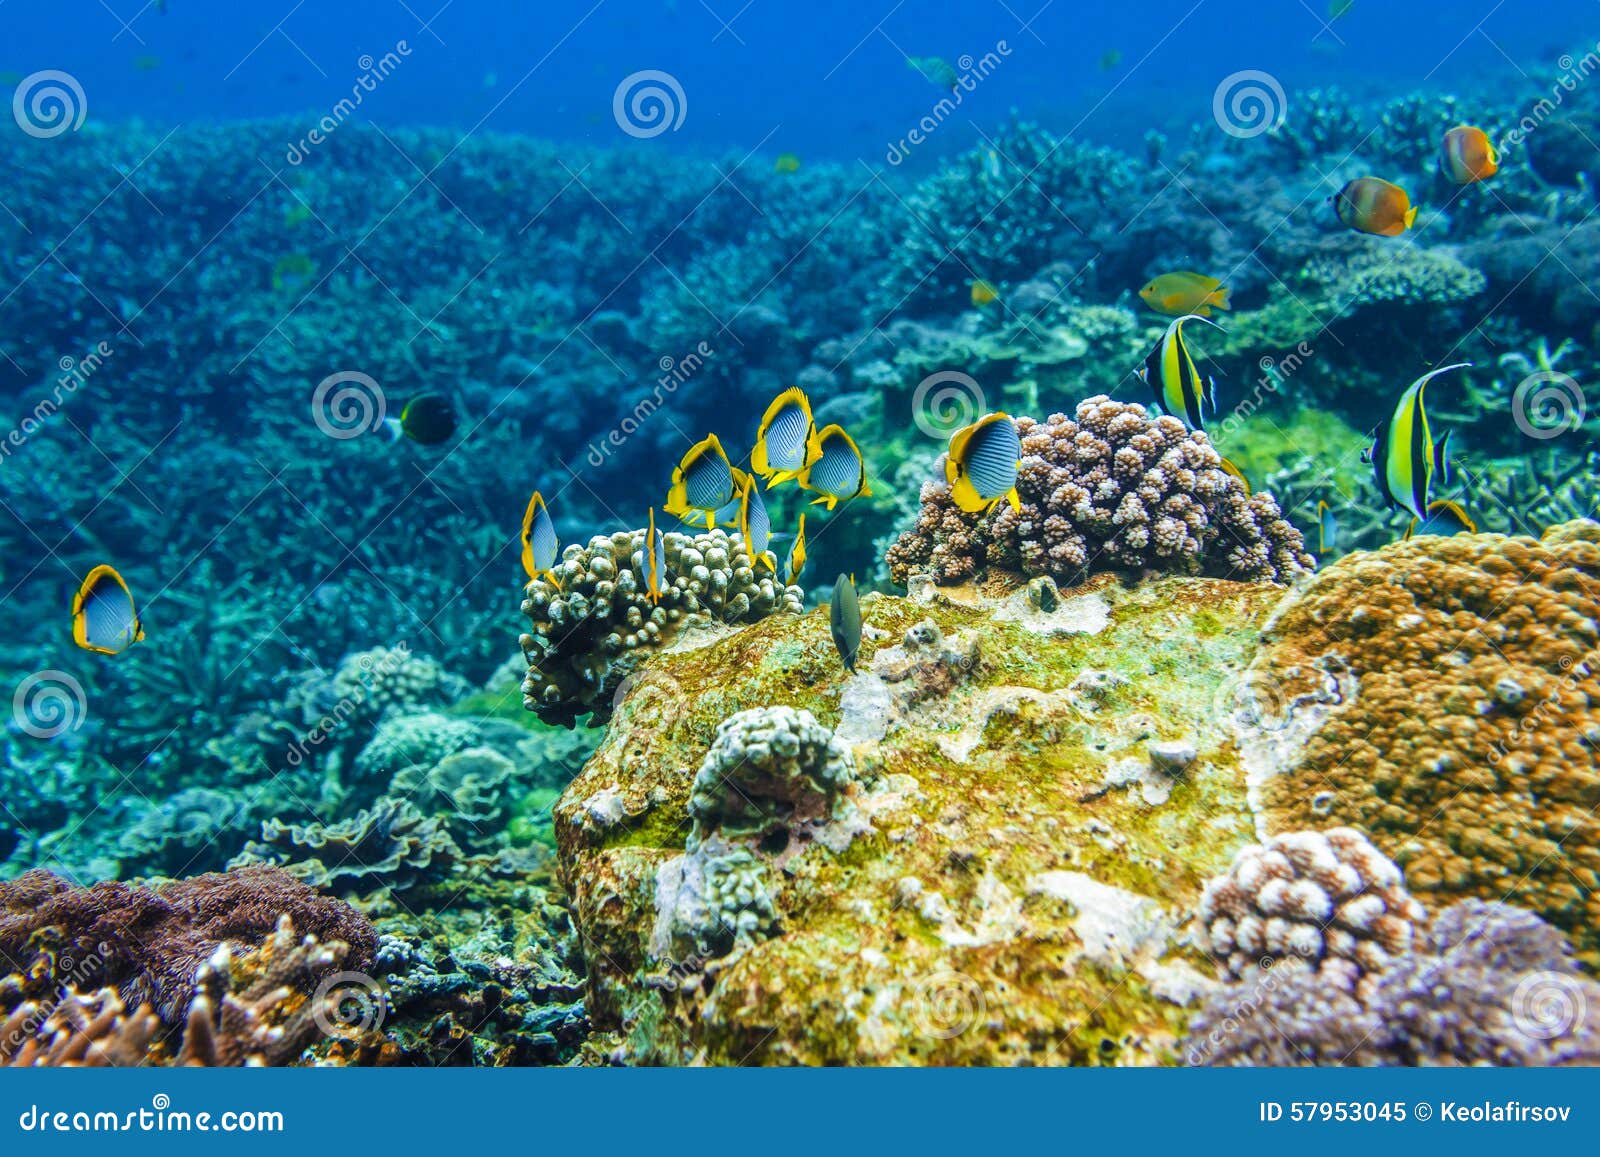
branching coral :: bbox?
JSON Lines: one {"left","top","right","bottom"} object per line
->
{"left": 1242, "top": 522, "right": 1600, "bottom": 962}
{"left": 519, "top": 525, "right": 804, "bottom": 727}
{"left": 887, "top": 397, "right": 1314, "bottom": 587}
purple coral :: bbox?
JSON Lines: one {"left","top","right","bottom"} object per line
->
{"left": 1186, "top": 898, "right": 1600, "bottom": 1067}
{"left": 886, "top": 396, "right": 1313, "bottom": 587}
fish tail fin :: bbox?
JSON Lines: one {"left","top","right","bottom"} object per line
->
{"left": 1404, "top": 205, "right": 1419, "bottom": 229}
{"left": 861, "top": 480, "right": 874, "bottom": 498}
{"left": 543, "top": 570, "right": 563, "bottom": 593}
{"left": 1211, "top": 286, "right": 1232, "bottom": 311}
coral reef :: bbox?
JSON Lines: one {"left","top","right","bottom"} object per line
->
{"left": 1240, "top": 521, "right": 1600, "bottom": 962}
{"left": 519, "top": 525, "right": 805, "bottom": 726}
{"left": 1197, "top": 828, "right": 1426, "bottom": 989}
{"left": 1187, "top": 899, "right": 1600, "bottom": 1066}
{"left": 554, "top": 568, "right": 1293, "bottom": 1063}
{"left": 3, "top": 915, "right": 378, "bottom": 1067}
{"left": 234, "top": 799, "right": 462, "bottom": 899}
{"left": 887, "top": 397, "right": 1313, "bottom": 587}
{"left": 0, "top": 866, "right": 375, "bottom": 1022}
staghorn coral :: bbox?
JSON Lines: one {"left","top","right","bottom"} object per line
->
{"left": 519, "top": 525, "right": 804, "bottom": 727}
{"left": 1242, "top": 522, "right": 1600, "bottom": 962}
{"left": 687, "top": 706, "right": 857, "bottom": 846}
{"left": 887, "top": 397, "right": 1313, "bottom": 588}
{"left": 1196, "top": 828, "right": 1426, "bottom": 990}
{"left": 0, "top": 866, "right": 375, "bottom": 1022}
{"left": 1186, "top": 900, "right": 1600, "bottom": 1066}
{"left": 234, "top": 798, "right": 462, "bottom": 899}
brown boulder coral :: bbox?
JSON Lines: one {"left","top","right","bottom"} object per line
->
{"left": 1240, "top": 521, "right": 1600, "bottom": 963}
{"left": 886, "top": 396, "right": 1313, "bottom": 588}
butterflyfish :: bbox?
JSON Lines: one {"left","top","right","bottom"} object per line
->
{"left": 945, "top": 412, "right": 1021, "bottom": 514}
{"left": 751, "top": 388, "right": 821, "bottom": 488}
{"left": 798, "top": 425, "right": 872, "bottom": 510}
{"left": 73, "top": 564, "right": 146, "bottom": 655}
{"left": 664, "top": 433, "right": 735, "bottom": 529}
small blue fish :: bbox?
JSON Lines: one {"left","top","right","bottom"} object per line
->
{"left": 752, "top": 387, "right": 821, "bottom": 489}
{"left": 72, "top": 564, "right": 145, "bottom": 655}
{"left": 640, "top": 507, "right": 670, "bottom": 603}
{"left": 1317, "top": 499, "right": 1338, "bottom": 557}
{"left": 737, "top": 473, "right": 777, "bottom": 572}
{"left": 784, "top": 512, "right": 807, "bottom": 587}
{"left": 1404, "top": 498, "right": 1476, "bottom": 541}
{"left": 831, "top": 573, "right": 861, "bottom": 673}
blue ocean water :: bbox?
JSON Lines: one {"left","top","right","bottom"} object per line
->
{"left": 1, "top": 0, "right": 1599, "bottom": 1073}
{"left": 3, "top": 0, "right": 1595, "bottom": 157}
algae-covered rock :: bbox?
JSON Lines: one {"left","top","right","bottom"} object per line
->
{"left": 555, "top": 571, "right": 1290, "bottom": 1064}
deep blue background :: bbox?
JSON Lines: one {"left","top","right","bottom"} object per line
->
{"left": 2, "top": 0, "right": 1595, "bottom": 163}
